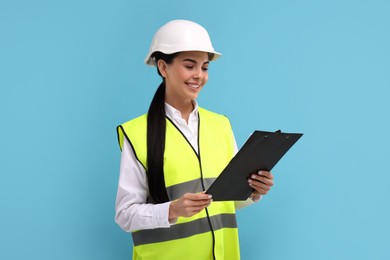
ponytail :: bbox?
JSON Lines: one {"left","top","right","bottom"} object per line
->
{"left": 146, "top": 52, "right": 177, "bottom": 203}
{"left": 147, "top": 82, "right": 169, "bottom": 203}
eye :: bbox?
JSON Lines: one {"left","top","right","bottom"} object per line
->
{"left": 202, "top": 67, "right": 209, "bottom": 71}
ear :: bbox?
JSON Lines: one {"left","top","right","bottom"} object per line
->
{"left": 157, "top": 59, "right": 168, "bottom": 78}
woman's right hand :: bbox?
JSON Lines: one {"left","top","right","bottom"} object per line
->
{"left": 169, "top": 193, "right": 212, "bottom": 221}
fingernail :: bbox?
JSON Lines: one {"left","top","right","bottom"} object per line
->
{"left": 251, "top": 174, "right": 257, "bottom": 179}
{"left": 248, "top": 179, "right": 252, "bottom": 183}
{"left": 258, "top": 170, "right": 262, "bottom": 174}
{"left": 208, "top": 195, "right": 212, "bottom": 199}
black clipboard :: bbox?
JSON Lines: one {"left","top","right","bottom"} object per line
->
{"left": 206, "top": 130, "right": 303, "bottom": 201}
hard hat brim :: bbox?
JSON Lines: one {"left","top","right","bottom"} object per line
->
{"left": 144, "top": 50, "right": 222, "bottom": 66}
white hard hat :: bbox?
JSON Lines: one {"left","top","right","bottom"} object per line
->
{"left": 144, "top": 20, "right": 222, "bottom": 66}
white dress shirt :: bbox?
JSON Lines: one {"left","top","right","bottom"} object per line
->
{"left": 115, "top": 102, "right": 258, "bottom": 232}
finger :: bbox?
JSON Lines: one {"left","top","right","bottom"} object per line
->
{"left": 251, "top": 174, "right": 274, "bottom": 186}
{"left": 249, "top": 184, "right": 269, "bottom": 195}
{"left": 258, "top": 170, "right": 273, "bottom": 179}
{"left": 186, "top": 203, "right": 212, "bottom": 215}
{"left": 184, "top": 193, "right": 212, "bottom": 201}
{"left": 248, "top": 179, "right": 271, "bottom": 192}
{"left": 259, "top": 177, "right": 274, "bottom": 186}
{"left": 191, "top": 201, "right": 212, "bottom": 211}
{"left": 186, "top": 199, "right": 212, "bottom": 207}
{"left": 252, "top": 181, "right": 271, "bottom": 192}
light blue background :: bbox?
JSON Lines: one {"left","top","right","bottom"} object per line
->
{"left": 1, "top": 0, "right": 389, "bottom": 259}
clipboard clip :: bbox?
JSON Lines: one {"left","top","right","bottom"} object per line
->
{"left": 265, "top": 130, "right": 281, "bottom": 138}
{"left": 275, "top": 129, "right": 290, "bottom": 139}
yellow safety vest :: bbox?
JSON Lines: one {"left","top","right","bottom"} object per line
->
{"left": 117, "top": 107, "right": 240, "bottom": 260}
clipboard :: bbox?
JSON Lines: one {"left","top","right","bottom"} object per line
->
{"left": 206, "top": 130, "right": 303, "bottom": 201}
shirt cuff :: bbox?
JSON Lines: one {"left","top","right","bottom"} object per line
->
{"left": 153, "top": 201, "right": 176, "bottom": 227}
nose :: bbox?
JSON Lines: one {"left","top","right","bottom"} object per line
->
{"left": 193, "top": 67, "right": 203, "bottom": 79}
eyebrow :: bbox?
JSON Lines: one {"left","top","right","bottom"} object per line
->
{"left": 182, "top": 58, "right": 209, "bottom": 65}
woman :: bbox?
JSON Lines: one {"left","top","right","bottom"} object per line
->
{"left": 115, "top": 19, "right": 274, "bottom": 260}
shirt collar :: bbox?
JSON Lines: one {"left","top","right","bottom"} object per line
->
{"left": 165, "top": 100, "right": 199, "bottom": 121}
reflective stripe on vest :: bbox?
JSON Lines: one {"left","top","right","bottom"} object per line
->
{"left": 117, "top": 107, "right": 240, "bottom": 260}
{"left": 132, "top": 213, "right": 237, "bottom": 246}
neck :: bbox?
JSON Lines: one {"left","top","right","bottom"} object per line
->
{"left": 165, "top": 98, "right": 194, "bottom": 123}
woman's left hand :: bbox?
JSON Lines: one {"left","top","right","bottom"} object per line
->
{"left": 248, "top": 171, "right": 274, "bottom": 199}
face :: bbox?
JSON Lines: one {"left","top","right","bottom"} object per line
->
{"left": 158, "top": 51, "right": 209, "bottom": 106}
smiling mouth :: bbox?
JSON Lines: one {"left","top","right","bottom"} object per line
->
{"left": 186, "top": 83, "right": 200, "bottom": 89}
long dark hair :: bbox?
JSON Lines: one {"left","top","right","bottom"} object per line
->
{"left": 147, "top": 52, "right": 177, "bottom": 203}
